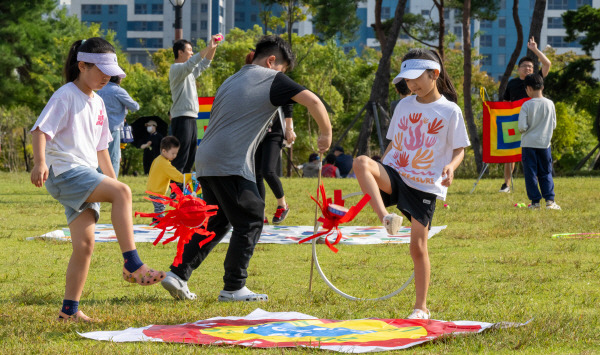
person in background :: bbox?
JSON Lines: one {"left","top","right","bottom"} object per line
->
{"left": 500, "top": 36, "right": 551, "bottom": 193}
{"left": 169, "top": 35, "right": 221, "bottom": 177}
{"left": 146, "top": 136, "right": 184, "bottom": 223}
{"left": 390, "top": 78, "right": 411, "bottom": 115}
{"left": 322, "top": 153, "right": 341, "bottom": 178}
{"left": 333, "top": 146, "right": 352, "bottom": 178}
{"left": 141, "top": 120, "right": 163, "bottom": 175}
{"left": 518, "top": 74, "right": 560, "bottom": 210}
{"left": 97, "top": 75, "right": 139, "bottom": 177}
{"left": 302, "top": 153, "right": 321, "bottom": 178}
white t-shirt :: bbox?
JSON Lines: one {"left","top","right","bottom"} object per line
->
{"left": 31, "top": 82, "right": 112, "bottom": 176}
{"left": 382, "top": 95, "right": 470, "bottom": 200}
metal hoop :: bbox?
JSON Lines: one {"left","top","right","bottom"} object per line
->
{"left": 312, "top": 192, "right": 414, "bottom": 301}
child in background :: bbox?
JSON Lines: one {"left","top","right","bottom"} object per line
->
{"left": 353, "top": 49, "right": 470, "bottom": 319}
{"left": 147, "top": 136, "right": 184, "bottom": 221}
{"left": 518, "top": 74, "right": 560, "bottom": 210}
{"left": 322, "top": 153, "right": 341, "bottom": 178}
{"left": 30, "top": 37, "right": 165, "bottom": 322}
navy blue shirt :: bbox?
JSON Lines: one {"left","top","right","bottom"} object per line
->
{"left": 335, "top": 154, "right": 353, "bottom": 178}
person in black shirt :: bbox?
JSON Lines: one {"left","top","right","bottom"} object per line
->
{"left": 333, "top": 146, "right": 353, "bottom": 178}
{"left": 499, "top": 37, "right": 551, "bottom": 193}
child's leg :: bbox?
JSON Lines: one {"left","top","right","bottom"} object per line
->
{"left": 536, "top": 147, "right": 556, "bottom": 202}
{"left": 353, "top": 156, "right": 393, "bottom": 221}
{"left": 521, "top": 147, "right": 542, "bottom": 203}
{"left": 86, "top": 178, "right": 135, "bottom": 252}
{"left": 64, "top": 209, "right": 96, "bottom": 302}
{"left": 410, "top": 219, "right": 430, "bottom": 312}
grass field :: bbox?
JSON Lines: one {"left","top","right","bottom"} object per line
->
{"left": 0, "top": 171, "right": 599, "bottom": 354}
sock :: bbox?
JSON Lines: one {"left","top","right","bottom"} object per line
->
{"left": 61, "top": 299, "right": 79, "bottom": 316}
{"left": 123, "top": 249, "right": 144, "bottom": 273}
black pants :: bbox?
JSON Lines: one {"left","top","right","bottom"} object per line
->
{"left": 255, "top": 133, "right": 284, "bottom": 200}
{"left": 169, "top": 175, "right": 265, "bottom": 291}
{"left": 170, "top": 116, "right": 197, "bottom": 174}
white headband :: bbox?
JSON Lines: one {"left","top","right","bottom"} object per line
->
{"left": 393, "top": 59, "right": 441, "bottom": 83}
{"left": 77, "top": 52, "right": 126, "bottom": 78}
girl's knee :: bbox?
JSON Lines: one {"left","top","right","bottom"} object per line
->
{"left": 115, "top": 182, "right": 132, "bottom": 200}
{"left": 353, "top": 155, "right": 371, "bottom": 172}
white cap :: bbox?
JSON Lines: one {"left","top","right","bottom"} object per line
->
{"left": 77, "top": 52, "right": 126, "bottom": 78}
{"left": 392, "top": 59, "right": 440, "bottom": 83}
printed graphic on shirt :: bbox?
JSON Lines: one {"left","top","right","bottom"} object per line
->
{"left": 96, "top": 109, "right": 105, "bottom": 126}
{"left": 387, "top": 112, "right": 444, "bottom": 185}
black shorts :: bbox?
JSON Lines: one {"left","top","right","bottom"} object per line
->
{"left": 379, "top": 163, "right": 437, "bottom": 229}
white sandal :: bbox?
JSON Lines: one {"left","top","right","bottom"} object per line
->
{"left": 407, "top": 308, "right": 430, "bottom": 320}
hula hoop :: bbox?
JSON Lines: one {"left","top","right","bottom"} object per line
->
{"left": 312, "top": 191, "right": 414, "bottom": 301}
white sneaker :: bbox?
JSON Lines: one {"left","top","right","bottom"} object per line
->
{"left": 218, "top": 286, "right": 268, "bottom": 302}
{"left": 546, "top": 201, "right": 561, "bottom": 210}
{"left": 528, "top": 202, "right": 541, "bottom": 210}
{"left": 383, "top": 213, "right": 403, "bottom": 235}
{"left": 161, "top": 271, "right": 197, "bottom": 300}
{"left": 407, "top": 308, "right": 430, "bottom": 320}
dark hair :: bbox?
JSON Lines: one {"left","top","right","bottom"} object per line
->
{"left": 109, "top": 75, "right": 121, "bottom": 83}
{"left": 64, "top": 37, "right": 115, "bottom": 83}
{"left": 518, "top": 56, "right": 534, "bottom": 66}
{"left": 173, "top": 39, "right": 192, "bottom": 59}
{"left": 394, "top": 79, "right": 411, "bottom": 96}
{"left": 308, "top": 153, "right": 319, "bottom": 162}
{"left": 253, "top": 35, "right": 295, "bottom": 70}
{"left": 160, "top": 135, "right": 180, "bottom": 151}
{"left": 333, "top": 145, "right": 344, "bottom": 153}
{"left": 402, "top": 49, "right": 457, "bottom": 103}
{"left": 325, "top": 153, "right": 336, "bottom": 164}
{"left": 524, "top": 73, "right": 544, "bottom": 90}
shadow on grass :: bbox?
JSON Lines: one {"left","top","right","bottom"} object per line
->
{"left": 4, "top": 289, "right": 165, "bottom": 306}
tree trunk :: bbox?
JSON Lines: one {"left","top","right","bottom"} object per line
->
{"left": 526, "top": 0, "right": 547, "bottom": 72}
{"left": 434, "top": 0, "right": 445, "bottom": 61}
{"left": 21, "top": 127, "right": 30, "bottom": 171}
{"left": 356, "top": 0, "right": 407, "bottom": 156}
{"left": 499, "top": 0, "right": 523, "bottom": 100}
{"left": 462, "top": 0, "right": 483, "bottom": 172}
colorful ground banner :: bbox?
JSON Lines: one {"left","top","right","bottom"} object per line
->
{"left": 30, "top": 225, "right": 446, "bottom": 245}
{"left": 481, "top": 88, "right": 530, "bottom": 163}
{"left": 79, "top": 308, "right": 526, "bottom": 352}
{"left": 197, "top": 96, "right": 214, "bottom": 145}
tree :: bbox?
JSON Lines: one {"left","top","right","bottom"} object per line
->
{"left": 308, "top": 0, "right": 362, "bottom": 43}
{"left": 498, "top": 0, "right": 524, "bottom": 100}
{"left": 399, "top": 0, "right": 446, "bottom": 60}
{"left": 525, "top": 0, "right": 547, "bottom": 71}
{"left": 355, "top": 0, "right": 408, "bottom": 156}
{"left": 563, "top": 5, "right": 600, "bottom": 55}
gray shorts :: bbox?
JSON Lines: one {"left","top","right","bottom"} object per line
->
{"left": 46, "top": 166, "right": 106, "bottom": 225}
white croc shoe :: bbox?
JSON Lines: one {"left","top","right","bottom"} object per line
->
{"left": 218, "top": 286, "right": 268, "bottom": 302}
{"left": 407, "top": 308, "right": 430, "bottom": 320}
{"left": 161, "top": 271, "right": 197, "bottom": 300}
{"left": 383, "top": 213, "right": 403, "bottom": 235}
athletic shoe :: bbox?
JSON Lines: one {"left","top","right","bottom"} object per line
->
{"left": 272, "top": 205, "right": 289, "bottom": 224}
{"left": 546, "top": 201, "right": 561, "bottom": 210}
{"left": 161, "top": 271, "right": 197, "bottom": 300}
{"left": 499, "top": 183, "right": 510, "bottom": 193}
{"left": 407, "top": 309, "right": 430, "bottom": 320}
{"left": 383, "top": 213, "right": 403, "bottom": 235}
{"left": 528, "top": 202, "right": 541, "bottom": 210}
{"left": 263, "top": 217, "right": 269, "bottom": 225}
{"left": 218, "top": 286, "right": 268, "bottom": 302}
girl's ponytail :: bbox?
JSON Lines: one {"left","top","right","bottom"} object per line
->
{"left": 64, "top": 40, "right": 84, "bottom": 83}
{"left": 428, "top": 49, "right": 458, "bottom": 103}
{"left": 63, "top": 37, "right": 116, "bottom": 83}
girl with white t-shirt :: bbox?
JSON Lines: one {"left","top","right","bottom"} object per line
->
{"left": 353, "top": 49, "right": 470, "bottom": 320}
{"left": 30, "top": 37, "right": 165, "bottom": 322}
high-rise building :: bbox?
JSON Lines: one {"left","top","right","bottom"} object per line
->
{"left": 70, "top": 0, "right": 235, "bottom": 66}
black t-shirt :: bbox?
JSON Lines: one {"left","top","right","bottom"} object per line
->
{"left": 503, "top": 69, "right": 543, "bottom": 101}
{"left": 268, "top": 73, "right": 303, "bottom": 136}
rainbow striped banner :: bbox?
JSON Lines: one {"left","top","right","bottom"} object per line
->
{"left": 481, "top": 88, "right": 530, "bottom": 163}
{"left": 197, "top": 96, "right": 214, "bottom": 145}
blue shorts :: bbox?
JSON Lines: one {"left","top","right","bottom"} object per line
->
{"left": 46, "top": 166, "right": 106, "bottom": 225}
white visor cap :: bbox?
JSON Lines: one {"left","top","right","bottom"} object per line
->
{"left": 77, "top": 52, "right": 126, "bottom": 78}
{"left": 392, "top": 59, "right": 440, "bottom": 83}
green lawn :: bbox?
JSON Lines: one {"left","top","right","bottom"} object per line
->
{"left": 0, "top": 171, "right": 599, "bottom": 354}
